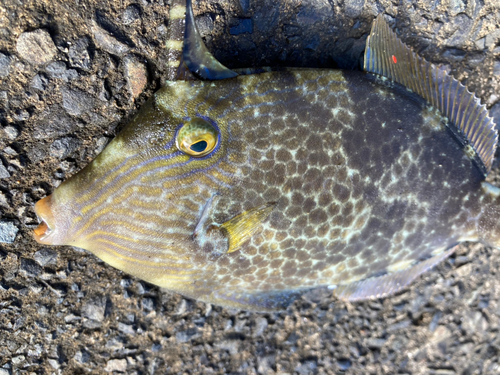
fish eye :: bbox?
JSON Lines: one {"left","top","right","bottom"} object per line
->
{"left": 176, "top": 117, "right": 219, "bottom": 157}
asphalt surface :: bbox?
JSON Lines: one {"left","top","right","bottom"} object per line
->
{"left": 1, "top": 0, "right": 500, "bottom": 374}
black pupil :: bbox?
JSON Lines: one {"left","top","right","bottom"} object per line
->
{"left": 190, "top": 140, "right": 208, "bottom": 153}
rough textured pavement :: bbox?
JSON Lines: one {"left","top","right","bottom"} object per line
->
{"left": 1, "top": 0, "right": 500, "bottom": 374}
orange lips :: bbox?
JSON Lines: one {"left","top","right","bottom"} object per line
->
{"left": 33, "top": 195, "right": 54, "bottom": 243}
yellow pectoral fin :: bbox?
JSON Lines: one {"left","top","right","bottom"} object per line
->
{"left": 220, "top": 202, "right": 276, "bottom": 253}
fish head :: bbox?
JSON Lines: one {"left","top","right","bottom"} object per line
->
{"left": 33, "top": 81, "right": 242, "bottom": 290}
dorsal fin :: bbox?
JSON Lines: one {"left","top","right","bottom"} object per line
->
{"left": 364, "top": 15, "right": 498, "bottom": 175}
{"left": 183, "top": 0, "right": 238, "bottom": 80}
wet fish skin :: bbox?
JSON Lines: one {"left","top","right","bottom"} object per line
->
{"left": 34, "top": 66, "right": 500, "bottom": 310}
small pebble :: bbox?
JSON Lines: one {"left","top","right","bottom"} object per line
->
{"left": 0, "top": 53, "right": 11, "bottom": 77}
{"left": 257, "top": 355, "right": 274, "bottom": 374}
{"left": 0, "top": 221, "right": 18, "bottom": 243}
{"left": 11, "top": 356, "right": 25, "bottom": 366}
{"left": 344, "top": 0, "right": 365, "bottom": 18}
{"left": 142, "top": 297, "right": 155, "bottom": 311}
{"left": 196, "top": 14, "right": 214, "bottom": 38}
{"left": 45, "top": 61, "right": 78, "bottom": 81}
{"left": 365, "top": 337, "right": 386, "bottom": 349}
{"left": 123, "top": 55, "right": 147, "bottom": 99}
{"left": 0, "top": 192, "right": 8, "bottom": 207}
{"left": 118, "top": 322, "right": 135, "bottom": 335}
{"left": 252, "top": 317, "right": 268, "bottom": 337}
{"left": 295, "top": 360, "right": 318, "bottom": 375}
{"left": 0, "top": 162, "right": 10, "bottom": 178}
{"left": 176, "top": 327, "right": 199, "bottom": 343}
{"left": 91, "top": 21, "right": 130, "bottom": 56}
{"left": 47, "top": 359, "right": 59, "bottom": 370}
{"left": 49, "top": 137, "right": 80, "bottom": 159}
{"left": 16, "top": 29, "right": 57, "bottom": 65}
{"left": 3, "top": 126, "right": 19, "bottom": 140}
{"left": 81, "top": 295, "right": 106, "bottom": 322}
{"left": 337, "top": 358, "right": 352, "bottom": 371}
{"left": 68, "top": 38, "right": 91, "bottom": 70}
{"left": 494, "top": 61, "right": 500, "bottom": 77}
{"left": 4, "top": 146, "right": 17, "bottom": 156}
{"left": 485, "top": 29, "right": 500, "bottom": 48}
{"left": 104, "top": 359, "right": 127, "bottom": 373}
{"left": 73, "top": 350, "right": 90, "bottom": 364}
{"left": 30, "top": 73, "right": 49, "bottom": 91}
{"left": 34, "top": 110, "right": 77, "bottom": 139}
{"left": 61, "top": 87, "right": 94, "bottom": 116}
{"left": 34, "top": 248, "right": 58, "bottom": 266}
{"left": 214, "top": 339, "right": 239, "bottom": 355}
{"left": 122, "top": 4, "right": 141, "bottom": 25}
{"left": 20, "top": 258, "right": 42, "bottom": 277}
{"left": 462, "top": 311, "right": 488, "bottom": 336}
{"left": 13, "top": 109, "right": 29, "bottom": 122}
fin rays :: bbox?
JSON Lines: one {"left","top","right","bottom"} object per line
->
{"left": 364, "top": 15, "right": 497, "bottom": 175}
{"left": 334, "top": 246, "right": 458, "bottom": 301}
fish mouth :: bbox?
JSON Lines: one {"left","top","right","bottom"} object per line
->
{"left": 33, "top": 195, "right": 55, "bottom": 243}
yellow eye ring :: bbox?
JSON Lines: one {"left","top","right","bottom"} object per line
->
{"left": 175, "top": 117, "right": 219, "bottom": 157}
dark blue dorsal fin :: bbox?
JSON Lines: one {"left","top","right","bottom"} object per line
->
{"left": 364, "top": 15, "right": 498, "bottom": 175}
{"left": 183, "top": 0, "right": 238, "bottom": 80}
{"left": 334, "top": 246, "right": 458, "bottom": 301}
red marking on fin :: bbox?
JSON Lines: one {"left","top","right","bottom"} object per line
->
{"left": 392, "top": 55, "right": 397, "bottom": 64}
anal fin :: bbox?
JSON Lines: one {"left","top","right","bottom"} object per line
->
{"left": 334, "top": 246, "right": 458, "bottom": 302}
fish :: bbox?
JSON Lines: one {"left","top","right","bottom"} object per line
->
{"left": 32, "top": 0, "right": 499, "bottom": 311}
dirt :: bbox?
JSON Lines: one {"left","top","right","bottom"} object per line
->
{"left": 1, "top": 0, "right": 500, "bottom": 374}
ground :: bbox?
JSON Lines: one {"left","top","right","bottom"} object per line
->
{"left": 1, "top": 0, "right": 500, "bottom": 374}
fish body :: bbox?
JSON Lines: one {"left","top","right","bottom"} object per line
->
{"left": 33, "top": 6, "right": 499, "bottom": 311}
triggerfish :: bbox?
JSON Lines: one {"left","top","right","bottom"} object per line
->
{"left": 33, "top": 0, "right": 499, "bottom": 311}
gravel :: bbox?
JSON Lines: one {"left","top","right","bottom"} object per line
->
{"left": 68, "top": 37, "right": 92, "bottom": 70}
{"left": 1, "top": 0, "right": 500, "bottom": 374}
{"left": 0, "top": 221, "right": 18, "bottom": 243}
{"left": 61, "top": 87, "right": 95, "bottom": 116}
{"left": 0, "top": 162, "right": 10, "bottom": 179}
{"left": 33, "top": 248, "right": 58, "bottom": 267}
{"left": 15, "top": 29, "right": 57, "bottom": 65}
{"left": 123, "top": 55, "right": 148, "bottom": 100}
{"left": 0, "top": 53, "right": 10, "bottom": 78}
{"left": 45, "top": 61, "right": 78, "bottom": 82}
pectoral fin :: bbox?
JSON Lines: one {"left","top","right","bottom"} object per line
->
{"left": 220, "top": 202, "right": 276, "bottom": 253}
{"left": 193, "top": 198, "right": 275, "bottom": 254}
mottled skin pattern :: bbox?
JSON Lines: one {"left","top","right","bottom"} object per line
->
{"left": 36, "top": 69, "right": 500, "bottom": 310}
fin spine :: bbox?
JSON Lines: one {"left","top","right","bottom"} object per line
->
{"left": 183, "top": 0, "right": 238, "bottom": 80}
